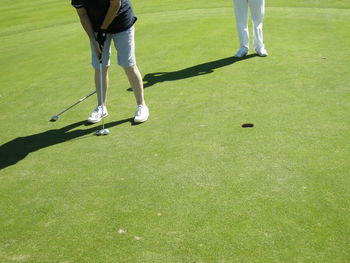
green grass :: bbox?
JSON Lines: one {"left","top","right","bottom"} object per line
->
{"left": 0, "top": 0, "right": 349, "bottom": 262}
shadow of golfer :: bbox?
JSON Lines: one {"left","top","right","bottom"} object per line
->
{"left": 141, "top": 54, "right": 258, "bottom": 89}
{"left": 0, "top": 118, "right": 133, "bottom": 170}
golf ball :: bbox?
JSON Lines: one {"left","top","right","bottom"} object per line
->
{"left": 96, "top": 129, "right": 110, "bottom": 136}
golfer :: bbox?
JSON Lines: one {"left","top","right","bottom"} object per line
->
{"left": 71, "top": 0, "right": 149, "bottom": 123}
{"left": 233, "top": 0, "right": 268, "bottom": 57}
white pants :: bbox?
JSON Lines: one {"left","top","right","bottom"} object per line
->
{"left": 233, "top": 0, "right": 265, "bottom": 50}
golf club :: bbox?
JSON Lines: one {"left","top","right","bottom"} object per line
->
{"left": 95, "top": 54, "right": 109, "bottom": 136}
{"left": 50, "top": 90, "right": 96, "bottom": 122}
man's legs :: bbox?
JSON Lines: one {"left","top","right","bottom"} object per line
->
{"left": 124, "top": 65, "right": 148, "bottom": 122}
{"left": 113, "top": 26, "right": 144, "bottom": 105}
{"left": 87, "top": 35, "right": 113, "bottom": 123}
{"left": 91, "top": 34, "right": 112, "bottom": 106}
{"left": 233, "top": 0, "right": 249, "bottom": 50}
{"left": 249, "top": 0, "right": 266, "bottom": 51}
{"left": 124, "top": 66, "right": 145, "bottom": 106}
{"left": 113, "top": 27, "right": 149, "bottom": 122}
{"left": 94, "top": 67, "right": 108, "bottom": 106}
{"left": 86, "top": 67, "right": 109, "bottom": 124}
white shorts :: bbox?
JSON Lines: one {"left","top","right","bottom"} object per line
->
{"left": 90, "top": 26, "right": 136, "bottom": 69}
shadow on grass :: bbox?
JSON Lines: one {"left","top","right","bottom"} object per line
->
{"left": 137, "top": 54, "right": 258, "bottom": 89}
{"left": 0, "top": 118, "right": 133, "bottom": 170}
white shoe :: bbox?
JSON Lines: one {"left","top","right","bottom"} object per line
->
{"left": 256, "top": 47, "right": 268, "bottom": 57}
{"left": 134, "top": 105, "right": 149, "bottom": 123}
{"left": 234, "top": 47, "right": 249, "bottom": 58}
{"left": 87, "top": 105, "right": 108, "bottom": 123}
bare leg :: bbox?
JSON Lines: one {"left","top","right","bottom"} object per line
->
{"left": 94, "top": 66, "right": 109, "bottom": 106}
{"left": 124, "top": 65, "right": 145, "bottom": 106}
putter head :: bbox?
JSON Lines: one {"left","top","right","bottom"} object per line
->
{"left": 50, "top": 116, "right": 59, "bottom": 122}
{"left": 95, "top": 128, "right": 110, "bottom": 136}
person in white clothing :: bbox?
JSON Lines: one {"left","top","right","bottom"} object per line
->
{"left": 233, "top": 0, "right": 268, "bottom": 57}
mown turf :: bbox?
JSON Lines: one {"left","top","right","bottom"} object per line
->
{"left": 0, "top": 0, "right": 349, "bottom": 262}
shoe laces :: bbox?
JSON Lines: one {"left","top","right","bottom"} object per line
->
{"left": 91, "top": 106, "right": 104, "bottom": 117}
{"left": 136, "top": 105, "right": 143, "bottom": 115}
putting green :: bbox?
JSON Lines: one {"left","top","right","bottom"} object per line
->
{"left": 0, "top": 0, "right": 349, "bottom": 262}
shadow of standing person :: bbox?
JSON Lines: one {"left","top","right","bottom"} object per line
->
{"left": 0, "top": 118, "right": 133, "bottom": 170}
{"left": 142, "top": 55, "right": 258, "bottom": 88}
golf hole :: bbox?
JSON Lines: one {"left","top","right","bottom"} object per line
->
{"left": 242, "top": 123, "right": 254, "bottom": 128}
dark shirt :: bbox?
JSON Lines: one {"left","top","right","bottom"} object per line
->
{"left": 71, "top": 0, "right": 137, "bottom": 33}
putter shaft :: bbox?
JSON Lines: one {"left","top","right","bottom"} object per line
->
{"left": 50, "top": 90, "right": 96, "bottom": 120}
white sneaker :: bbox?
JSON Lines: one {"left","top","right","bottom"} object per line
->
{"left": 134, "top": 105, "right": 149, "bottom": 123}
{"left": 87, "top": 105, "right": 108, "bottom": 123}
{"left": 256, "top": 47, "right": 268, "bottom": 57}
{"left": 234, "top": 47, "right": 249, "bottom": 58}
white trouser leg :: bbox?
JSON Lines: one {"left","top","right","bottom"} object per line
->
{"left": 249, "top": 0, "right": 265, "bottom": 50}
{"left": 233, "top": 0, "right": 249, "bottom": 50}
